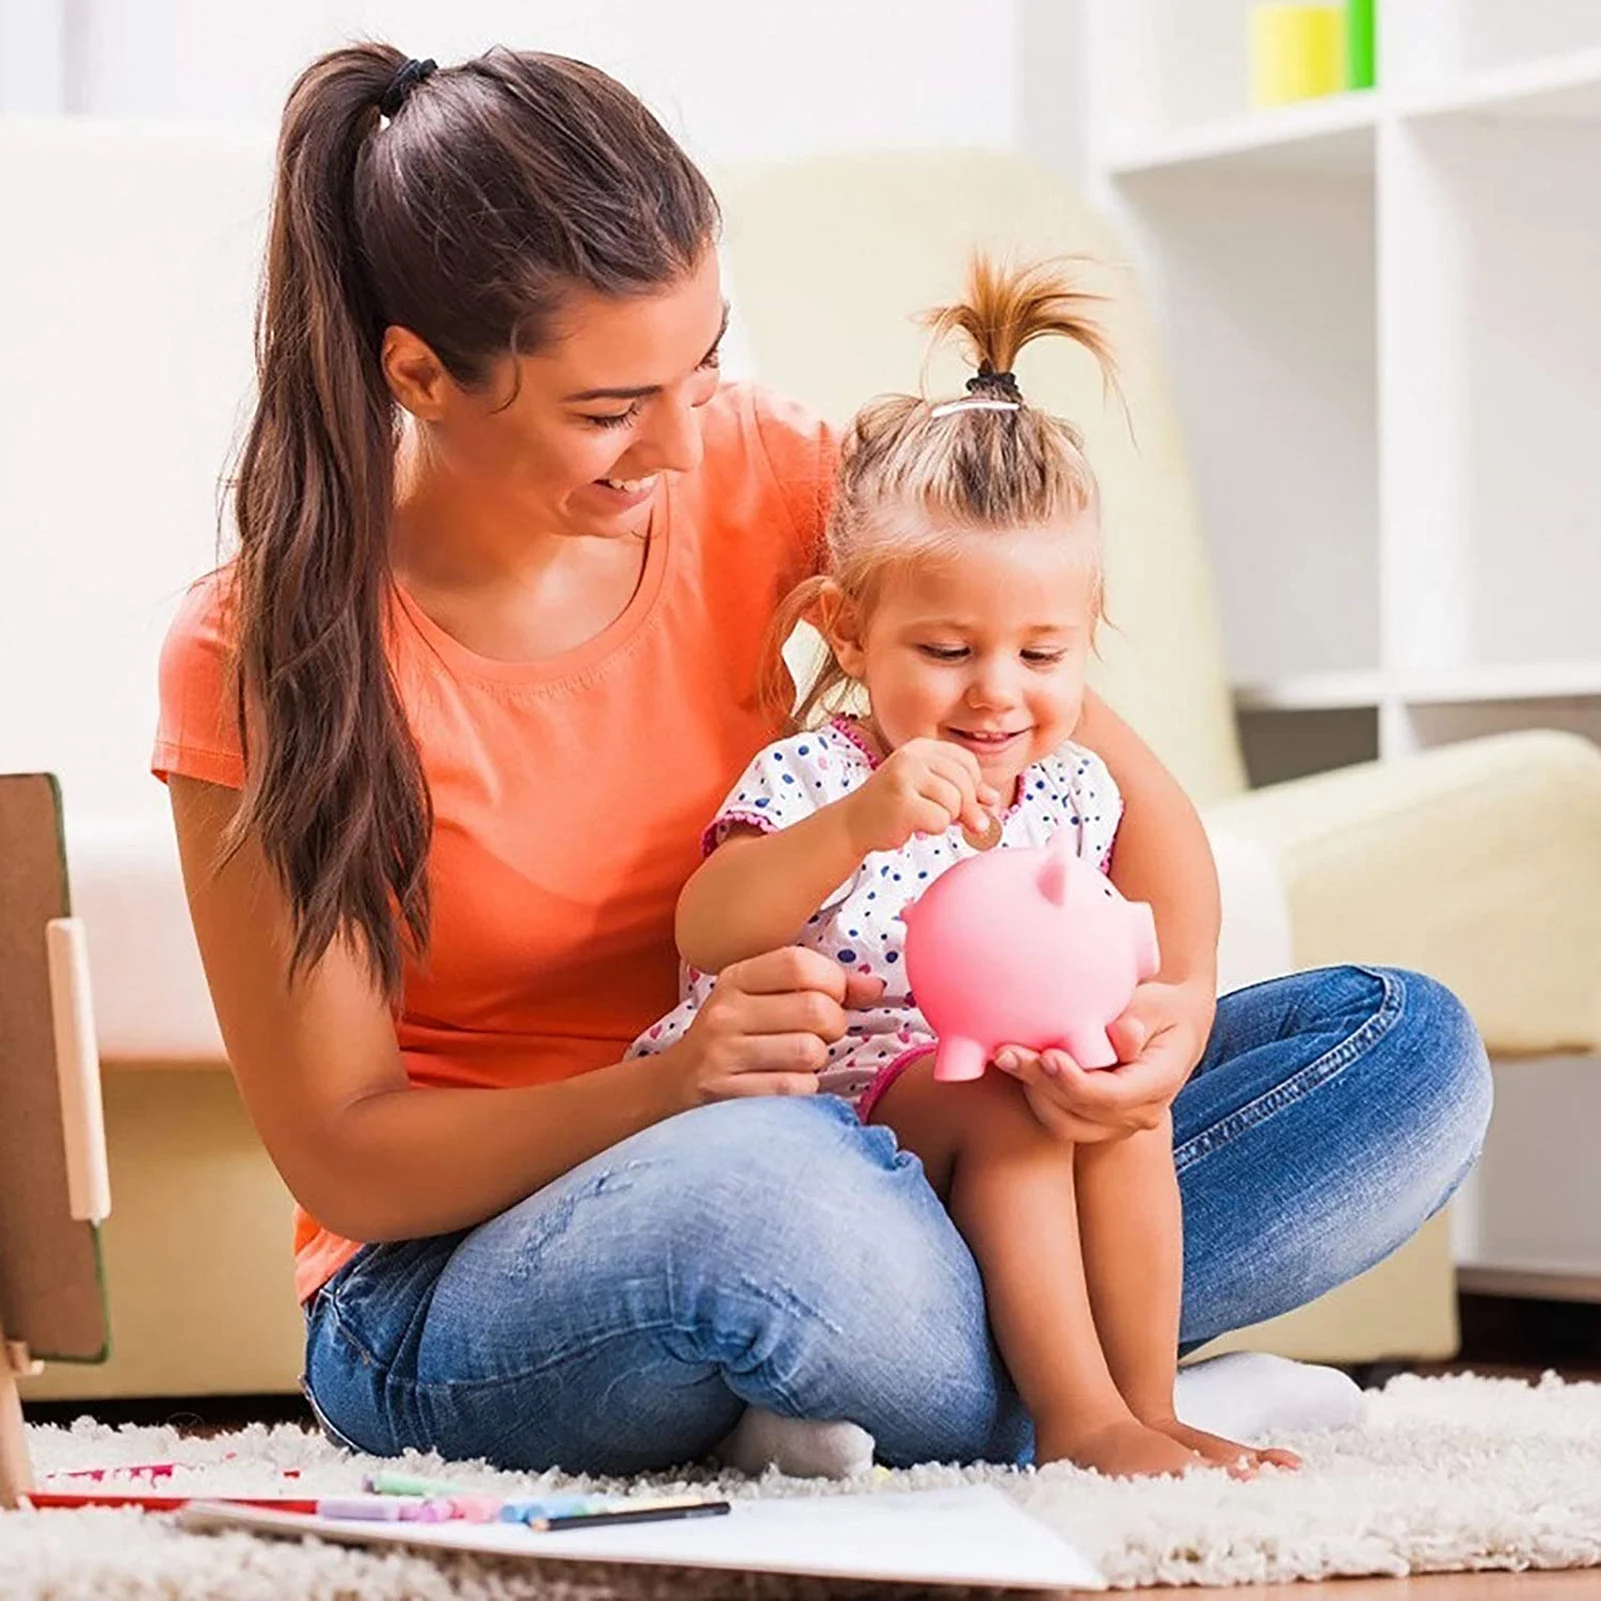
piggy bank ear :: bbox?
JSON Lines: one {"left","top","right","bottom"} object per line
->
{"left": 1038, "top": 830, "right": 1073, "bottom": 906}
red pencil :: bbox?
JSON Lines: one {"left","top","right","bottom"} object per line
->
{"left": 24, "top": 1491, "right": 321, "bottom": 1513}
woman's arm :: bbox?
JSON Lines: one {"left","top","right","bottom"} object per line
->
{"left": 171, "top": 776, "right": 873, "bottom": 1242}
{"left": 1075, "top": 689, "right": 1219, "bottom": 1001}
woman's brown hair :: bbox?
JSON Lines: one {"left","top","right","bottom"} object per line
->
{"left": 766, "top": 254, "right": 1117, "bottom": 730}
{"left": 228, "top": 44, "right": 718, "bottom": 994}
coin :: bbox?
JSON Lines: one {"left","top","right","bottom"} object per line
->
{"left": 961, "top": 812, "right": 1004, "bottom": 852}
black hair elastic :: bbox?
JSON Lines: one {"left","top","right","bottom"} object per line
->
{"left": 966, "top": 362, "right": 1022, "bottom": 402}
{"left": 379, "top": 57, "right": 437, "bottom": 118}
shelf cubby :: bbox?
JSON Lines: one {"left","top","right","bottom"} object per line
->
{"left": 1083, "top": 0, "right": 1601, "bottom": 771}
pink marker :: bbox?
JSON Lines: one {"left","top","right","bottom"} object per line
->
{"left": 443, "top": 1494, "right": 503, "bottom": 1523}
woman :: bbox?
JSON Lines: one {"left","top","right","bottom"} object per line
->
{"left": 157, "top": 43, "right": 1491, "bottom": 1475}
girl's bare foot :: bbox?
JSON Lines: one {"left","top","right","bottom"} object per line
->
{"left": 1149, "top": 1417, "right": 1302, "bottom": 1477}
{"left": 1037, "top": 1416, "right": 1204, "bottom": 1479}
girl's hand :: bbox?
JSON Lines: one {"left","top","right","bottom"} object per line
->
{"left": 661, "top": 947, "right": 884, "bottom": 1108}
{"left": 993, "top": 980, "right": 1215, "bottom": 1140}
{"left": 843, "top": 737, "right": 1000, "bottom": 856}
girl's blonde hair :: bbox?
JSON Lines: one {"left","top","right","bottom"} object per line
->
{"left": 766, "top": 254, "right": 1118, "bottom": 729}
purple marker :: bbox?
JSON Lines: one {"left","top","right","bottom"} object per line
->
{"left": 317, "top": 1495, "right": 420, "bottom": 1521}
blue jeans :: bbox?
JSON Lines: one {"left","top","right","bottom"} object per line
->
{"left": 303, "top": 966, "right": 1490, "bottom": 1472}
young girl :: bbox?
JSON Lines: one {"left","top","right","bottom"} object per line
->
{"left": 632, "top": 257, "right": 1299, "bottom": 1478}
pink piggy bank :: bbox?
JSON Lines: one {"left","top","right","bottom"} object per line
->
{"left": 902, "top": 829, "right": 1160, "bottom": 1082}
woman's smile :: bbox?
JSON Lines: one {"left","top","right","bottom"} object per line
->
{"left": 585, "top": 473, "right": 661, "bottom": 512}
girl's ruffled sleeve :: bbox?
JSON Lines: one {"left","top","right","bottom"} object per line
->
{"left": 701, "top": 735, "right": 830, "bottom": 855}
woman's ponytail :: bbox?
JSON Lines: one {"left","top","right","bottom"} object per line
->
{"left": 229, "top": 43, "right": 431, "bottom": 995}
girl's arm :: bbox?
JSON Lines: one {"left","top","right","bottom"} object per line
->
{"left": 1075, "top": 688, "right": 1219, "bottom": 1002}
{"left": 676, "top": 807, "right": 862, "bottom": 975}
{"left": 677, "top": 736, "right": 992, "bottom": 974}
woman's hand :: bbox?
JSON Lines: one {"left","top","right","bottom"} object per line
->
{"left": 843, "top": 738, "right": 1000, "bottom": 856}
{"left": 993, "top": 979, "right": 1216, "bottom": 1141}
{"left": 991, "top": 1048, "right": 1125, "bottom": 1144}
{"left": 661, "top": 946, "right": 884, "bottom": 1108}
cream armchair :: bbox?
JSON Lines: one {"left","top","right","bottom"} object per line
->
{"left": 716, "top": 150, "right": 1601, "bottom": 1363}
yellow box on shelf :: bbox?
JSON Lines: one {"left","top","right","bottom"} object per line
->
{"left": 1250, "top": 4, "right": 1344, "bottom": 107}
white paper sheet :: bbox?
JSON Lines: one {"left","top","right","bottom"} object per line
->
{"left": 181, "top": 1484, "right": 1105, "bottom": 1591}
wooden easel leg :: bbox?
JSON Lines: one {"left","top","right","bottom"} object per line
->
{"left": 0, "top": 1315, "right": 36, "bottom": 1508}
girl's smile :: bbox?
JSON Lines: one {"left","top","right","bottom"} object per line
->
{"left": 836, "top": 523, "right": 1098, "bottom": 794}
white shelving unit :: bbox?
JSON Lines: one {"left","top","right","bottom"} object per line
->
{"left": 1083, "top": 0, "right": 1601, "bottom": 782}
{"left": 1079, "top": 1, "right": 1601, "bottom": 1298}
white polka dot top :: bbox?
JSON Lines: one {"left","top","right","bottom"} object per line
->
{"left": 627, "top": 716, "right": 1123, "bottom": 1104}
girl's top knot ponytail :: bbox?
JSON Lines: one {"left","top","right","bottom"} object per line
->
{"left": 965, "top": 361, "right": 1022, "bottom": 402}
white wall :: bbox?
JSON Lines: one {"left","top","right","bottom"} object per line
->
{"left": 1016, "top": 0, "right": 1090, "bottom": 187}
{"left": 6, "top": 0, "right": 1027, "bottom": 163}
{"left": 0, "top": 0, "right": 65, "bottom": 108}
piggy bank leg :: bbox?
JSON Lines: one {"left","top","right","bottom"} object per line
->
{"left": 933, "top": 1036, "right": 989, "bottom": 1082}
{"left": 1060, "top": 1027, "right": 1119, "bottom": 1070}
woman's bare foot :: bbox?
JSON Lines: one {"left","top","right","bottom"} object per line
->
{"left": 1148, "top": 1416, "right": 1302, "bottom": 1477}
{"left": 1037, "top": 1415, "right": 1204, "bottom": 1479}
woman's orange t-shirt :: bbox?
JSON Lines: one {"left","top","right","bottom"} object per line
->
{"left": 152, "top": 383, "right": 836, "bottom": 1302}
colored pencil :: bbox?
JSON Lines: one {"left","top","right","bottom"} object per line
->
{"left": 528, "top": 1498, "right": 731, "bottom": 1533}
{"left": 491, "top": 1493, "right": 732, "bottom": 1531}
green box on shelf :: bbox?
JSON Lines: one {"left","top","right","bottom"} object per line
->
{"left": 1347, "top": 0, "right": 1376, "bottom": 89}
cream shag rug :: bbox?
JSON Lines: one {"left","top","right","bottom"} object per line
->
{"left": 5, "top": 1373, "right": 1601, "bottom": 1597}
